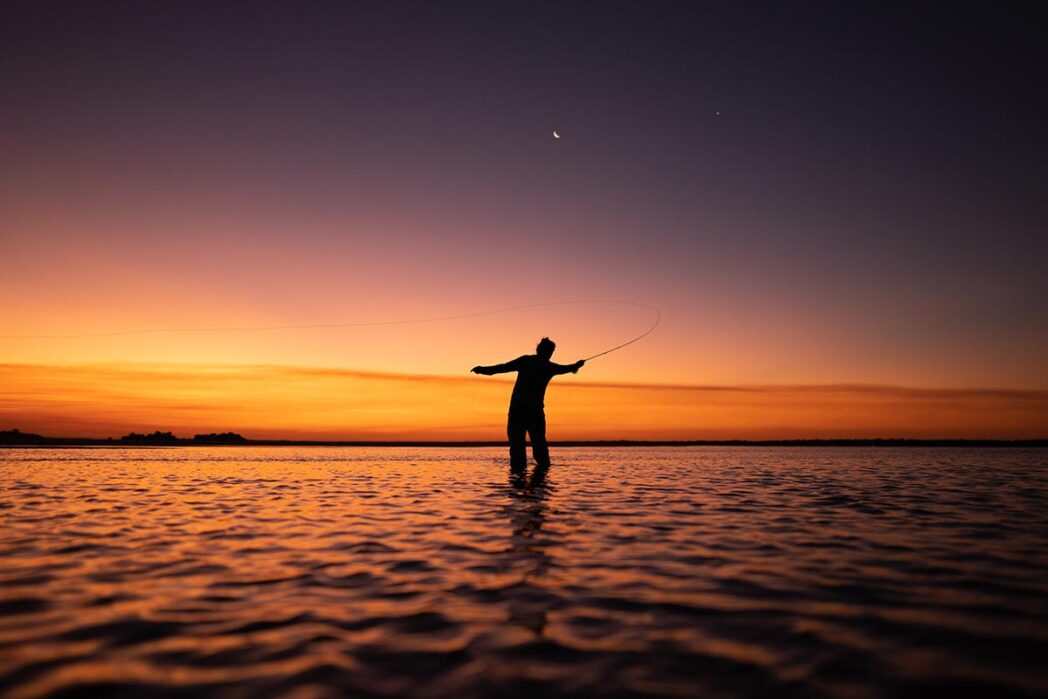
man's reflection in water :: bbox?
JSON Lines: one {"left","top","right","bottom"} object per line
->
{"left": 506, "top": 465, "right": 556, "bottom": 637}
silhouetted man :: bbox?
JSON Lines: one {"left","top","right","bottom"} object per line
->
{"left": 472, "top": 337, "right": 584, "bottom": 469}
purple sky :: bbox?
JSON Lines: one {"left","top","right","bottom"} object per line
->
{"left": 2, "top": 1, "right": 1045, "bottom": 390}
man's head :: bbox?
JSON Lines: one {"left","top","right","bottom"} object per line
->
{"left": 536, "top": 337, "right": 556, "bottom": 359}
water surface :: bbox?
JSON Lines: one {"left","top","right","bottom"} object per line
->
{"left": 1, "top": 447, "right": 1046, "bottom": 697}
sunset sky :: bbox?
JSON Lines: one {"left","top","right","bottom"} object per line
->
{"left": 2, "top": 2, "right": 1045, "bottom": 439}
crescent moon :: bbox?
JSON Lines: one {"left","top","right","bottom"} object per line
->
{"left": 553, "top": 130, "right": 560, "bottom": 139}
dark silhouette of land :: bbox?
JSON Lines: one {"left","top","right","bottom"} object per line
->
{"left": 120, "top": 431, "right": 182, "bottom": 445}
{"left": 472, "top": 337, "right": 585, "bottom": 469}
{"left": 1, "top": 429, "right": 1044, "bottom": 448}
{"left": 117, "top": 431, "right": 249, "bottom": 445}
{"left": 1, "top": 429, "right": 249, "bottom": 446}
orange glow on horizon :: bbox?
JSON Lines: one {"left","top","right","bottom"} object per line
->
{"left": 2, "top": 363, "right": 1045, "bottom": 441}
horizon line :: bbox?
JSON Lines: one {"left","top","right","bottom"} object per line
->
{"left": 3, "top": 429, "right": 1047, "bottom": 448}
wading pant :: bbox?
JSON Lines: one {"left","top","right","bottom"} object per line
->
{"left": 507, "top": 406, "right": 549, "bottom": 469}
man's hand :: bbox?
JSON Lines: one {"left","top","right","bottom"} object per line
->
{"left": 572, "top": 359, "right": 585, "bottom": 373}
{"left": 471, "top": 366, "right": 484, "bottom": 374}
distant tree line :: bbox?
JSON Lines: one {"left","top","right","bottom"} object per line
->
{"left": 191, "top": 432, "right": 249, "bottom": 444}
{"left": 120, "top": 431, "right": 248, "bottom": 444}
{"left": 0, "top": 428, "right": 248, "bottom": 445}
{"left": 0, "top": 428, "right": 46, "bottom": 444}
{"left": 120, "top": 431, "right": 181, "bottom": 444}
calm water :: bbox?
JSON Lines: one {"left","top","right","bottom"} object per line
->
{"left": 1, "top": 447, "right": 1046, "bottom": 698}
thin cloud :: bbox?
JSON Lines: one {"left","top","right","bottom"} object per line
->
{"left": 1, "top": 362, "right": 1045, "bottom": 440}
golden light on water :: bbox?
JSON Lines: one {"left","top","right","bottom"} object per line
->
{"left": 1, "top": 447, "right": 1045, "bottom": 696}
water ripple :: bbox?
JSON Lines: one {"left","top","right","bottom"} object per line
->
{"left": 0, "top": 446, "right": 1046, "bottom": 697}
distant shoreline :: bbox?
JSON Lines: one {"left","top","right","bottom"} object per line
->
{"left": 1, "top": 434, "right": 1045, "bottom": 449}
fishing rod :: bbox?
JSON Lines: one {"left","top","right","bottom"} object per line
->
{"left": 584, "top": 307, "right": 660, "bottom": 361}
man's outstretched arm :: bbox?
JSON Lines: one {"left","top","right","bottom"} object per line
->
{"left": 551, "top": 359, "right": 585, "bottom": 375}
{"left": 471, "top": 357, "right": 524, "bottom": 375}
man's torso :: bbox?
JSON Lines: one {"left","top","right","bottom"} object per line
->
{"left": 509, "top": 355, "right": 556, "bottom": 410}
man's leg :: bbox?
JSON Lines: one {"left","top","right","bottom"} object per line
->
{"left": 530, "top": 410, "right": 550, "bottom": 468}
{"left": 507, "top": 412, "right": 528, "bottom": 470}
